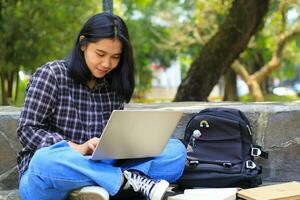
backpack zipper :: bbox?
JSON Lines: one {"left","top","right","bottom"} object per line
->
{"left": 188, "top": 159, "right": 241, "bottom": 166}
{"left": 246, "top": 124, "right": 253, "bottom": 135}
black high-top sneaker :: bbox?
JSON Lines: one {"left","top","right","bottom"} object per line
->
{"left": 123, "top": 170, "right": 169, "bottom": 200}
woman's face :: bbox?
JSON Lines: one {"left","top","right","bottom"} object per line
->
{"left": 81, "top": 38, "right": 122, "bottom": 78}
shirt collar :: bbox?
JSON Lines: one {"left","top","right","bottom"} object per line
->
{"left": 94, "top": 77, "right": 108, "bottom": 90}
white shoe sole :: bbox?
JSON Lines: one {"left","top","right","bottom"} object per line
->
{"left": 69, "top": 186, "right": 109, "bottom": 200}
{"left": 151, "top": 180, "right": 169, "bottom": 200}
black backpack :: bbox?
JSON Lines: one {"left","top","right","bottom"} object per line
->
{"left": 177, "top": 107, "right": 268, "bottom": 189}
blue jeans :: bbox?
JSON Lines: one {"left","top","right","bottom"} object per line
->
{"left": 19, "top": 139, "right": 186, "bottom": 200}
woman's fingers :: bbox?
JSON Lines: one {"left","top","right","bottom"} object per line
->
{"left": 68, "top": 137, "right": 100, "bottom": 155}
{"left": 88, "top": 142, "right": 96, "bottom": 151}
{"left": 90, "top": 137, "right": 100, "bottom": 147}
{"left": 86, "top": 137, "right": 100, "bottom": 154}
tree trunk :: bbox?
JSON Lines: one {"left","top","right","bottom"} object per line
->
{"left": 15, "top": 70, "right": 19, "bottom": 102}
{"left": 224, "top": 68, "right": 238, "bottom": 101}
{"left": 0, "top": 70, "right": 19, "bottom": 105}
{"left": 174, "top": 0, "right": 269, "bottom": 101}
{"left": 8, "top": 71, "right": 13, "bottom": 98}
{"left": 0, "top": 73, "right": 8, "bottom": 105}
{"left": 249, "top": 79, "right": 264, "bottom": 101}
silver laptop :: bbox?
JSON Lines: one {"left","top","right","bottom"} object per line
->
{"left": 90, "top": 110, "right": 183, "bottom": 160}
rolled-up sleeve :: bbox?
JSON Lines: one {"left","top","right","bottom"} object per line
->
{"left": 17, "top": 65, "right": 64, "bottom": 151}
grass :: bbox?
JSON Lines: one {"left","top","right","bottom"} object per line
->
{"left": 239, "top": 94, "right": 300, "bottom": 102}
{"left": 132, "top": 94, "right": 300, "bottom": 103}
{"left": 131, "top": 94, "right": 300, "bottom": 103}
{"left": 131, "top": 98, "right": 174, "bottom": 103}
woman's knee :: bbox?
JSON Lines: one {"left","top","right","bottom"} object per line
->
{"left": 168, "top": 139, "right": 186, "bottom": 154}
{"left": 162, "top": 139, "right": 186, "bottom": 159}
{"left": 29, "top": 147, "right": 53, "bottom": 172}
{"left": 29, "top": 142, "right": 67, "bottom": 172}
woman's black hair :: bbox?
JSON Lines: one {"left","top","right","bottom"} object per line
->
{"left": 68, "top": 12, "right": 135, "bottom": 103}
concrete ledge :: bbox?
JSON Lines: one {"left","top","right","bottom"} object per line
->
{"left": 1, "top": 102, "right": 300, "bottom": 191}
{"left": 0, "top": 107, "right": 22, "bottom": 191}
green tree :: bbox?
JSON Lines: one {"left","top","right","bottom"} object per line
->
{"left": 118, "top": 0, "right": 232, "bottom": 98}
{"left": 0, "top": 0, "right": 99, "bottom": 105}
{"left": 174, "top": 0, "right": 270, "bottom": 101}
{"left": 232, "top": 0, "right": 300, "bottom": 101}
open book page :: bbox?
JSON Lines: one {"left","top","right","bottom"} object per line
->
{"left": 168, "top": 188, "right": 239, "bottom": 200}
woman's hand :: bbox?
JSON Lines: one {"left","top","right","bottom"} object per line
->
{"left": 68, "top": 137, "right": 100, "bottom": 155}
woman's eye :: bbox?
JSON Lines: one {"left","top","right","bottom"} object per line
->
{"left": 96, "top": 53, "right": 104, "bottom": 57}
{"left": 113, "top": 56, "right": 120, "bottom": 59}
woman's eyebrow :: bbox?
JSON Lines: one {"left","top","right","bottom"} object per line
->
{"left": 96, "top": 49, "right": 121, "bottom": 55}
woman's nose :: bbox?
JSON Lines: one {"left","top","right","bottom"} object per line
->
{"left": 101, "top": 58, "right": 110, "bottom": 69}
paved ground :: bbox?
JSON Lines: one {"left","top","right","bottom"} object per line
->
{"left": 0, "top": 182, "right": 285, "bottom": 200}
{"left": 0, "top": 185, "right": 182, "bottom": 200}
{"left": 0, "top": 190, "right": 19, "bottom": 200}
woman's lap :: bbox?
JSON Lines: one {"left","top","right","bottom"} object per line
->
{"left": 19, "top": 139, "right": 186, "bottom": 200}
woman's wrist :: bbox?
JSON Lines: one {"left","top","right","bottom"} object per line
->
{"left": 68, "top": 141, "right": 85, "bottom": 155}
{"left": 68, "top": 141, "right": 76, "bottom": 148}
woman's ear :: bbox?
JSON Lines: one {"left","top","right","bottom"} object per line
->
{"left": 79, "top": 35, "right": 86, "bottom": 51}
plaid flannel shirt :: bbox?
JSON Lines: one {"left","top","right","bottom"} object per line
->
{"left": 17, "top": 60, "right": 124, "bottom": 176}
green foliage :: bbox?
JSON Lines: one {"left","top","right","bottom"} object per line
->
{"left": 117, "top": 0, "right": 233, "bottom": 98}
{"left": 0, "top": 0, "right": 100, "bottom": 73}
{"left": 0, "top": 0, "right": 101, "bottom": 105}
{"left": 280, "top": 39, "right": 300, "bottom": 80}
{"left": 119, "top": 1, "right": 179, "bottom": 97}
{"left": 240, "top": 0, "right": 300, "bottom": 83}
{"left": 1, "top": 0, "right": 237, "bottom": 103}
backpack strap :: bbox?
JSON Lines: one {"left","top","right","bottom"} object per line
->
{"left": 246, "top": 160, "right": 257, "bottom": 169}
{"left": 251, "top": 145, "right": 269, "bottom": 159}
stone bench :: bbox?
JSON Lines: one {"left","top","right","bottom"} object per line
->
{"left": 1, "top": 102, "right": 300, "bottom": 197}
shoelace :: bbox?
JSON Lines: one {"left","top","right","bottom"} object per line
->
{"left": 128, "top": 172, "right": 155, "bottom": 197}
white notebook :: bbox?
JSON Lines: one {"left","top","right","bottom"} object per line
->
{"left": 168, "top": 188, "right": 239, "bottom": 200}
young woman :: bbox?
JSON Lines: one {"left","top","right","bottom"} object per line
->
{"left": 17, "top": 12, "right": 186, "bottom": 200}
